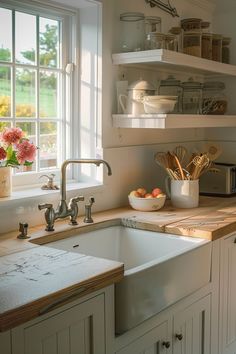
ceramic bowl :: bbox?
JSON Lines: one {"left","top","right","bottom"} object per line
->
{"left": 143, "top": 95, "right": 177, "bottom": 114}
{"left": 128, "top": 194, "right": 166, "bottom": 211}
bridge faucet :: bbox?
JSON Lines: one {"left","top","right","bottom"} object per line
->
{"left": 38, "top": 159, "right": 112, "bottom": 231}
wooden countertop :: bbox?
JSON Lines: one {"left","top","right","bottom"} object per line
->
{"left": 1, "top": 195, "right": 236, "bottom": 332}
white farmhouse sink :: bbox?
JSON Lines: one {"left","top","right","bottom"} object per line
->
{"left": 45, "top": 225, "right": 211, "bottom": 334}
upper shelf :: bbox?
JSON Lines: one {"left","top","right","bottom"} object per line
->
{"left": 112, "top": 49, "right": 236, "bottom": 77}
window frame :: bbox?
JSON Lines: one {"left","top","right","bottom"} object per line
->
{"left": 0, "top": 0, "right": 79, "bottom": 188}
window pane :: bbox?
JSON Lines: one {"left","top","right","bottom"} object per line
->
{"left": 39, "top": 18, "right": 59, "bottom": 68}
{"left": 15, "top": 68, "right": 36, "bottom": 118}
{"left": 40, "top": 122, "right": 58, "bottom": 170}
{"left": 15, "top": 12, "right": 36, "bottom": 65}
{"left": 16, "top": 122, "right": 36, "bottom": 172}
{"left": 0, "top": 122, "right": 11, "bottom": 130}
{"left": 40, "top": 71, "right": 58, "bottom": 118}
{"left": 0, "top": 67, "right": 11, "bottom": 117}
{"left": 0, "top": 8, "right": 12, "bottom": 62}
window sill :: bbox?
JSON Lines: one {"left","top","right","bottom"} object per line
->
{"left": 0, "top": 181, "right": 105, "bottom": 205}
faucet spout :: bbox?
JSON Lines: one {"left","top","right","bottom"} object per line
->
{"left": 60, "top": 158, "right": 112, "bottom": 202}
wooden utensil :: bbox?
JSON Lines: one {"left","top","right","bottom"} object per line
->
{"left": 173, "top": 145, "right": 187, "bottom": 165}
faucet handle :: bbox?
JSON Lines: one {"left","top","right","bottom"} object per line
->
{"left": 17, "top": 222, "right": 30, "bottom": 239}
{"left": 88, "top": 196, "right": 95, "bottom": 205}
{"left": 84, "top": 196, "right": 95, "bottom": 223}
{"left": 38, "top": 203, "right": 53, "bottom": 211}
{"left": 70, "top": 196, "right": 85, "bottom": 204}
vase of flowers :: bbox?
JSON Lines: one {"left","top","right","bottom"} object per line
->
{"left": 0, "top": 127, "right": 37, "bottom": 197}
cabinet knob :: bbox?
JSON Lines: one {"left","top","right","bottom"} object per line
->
{"left": 162, "top": 341, "right": 171, "bottom": 348}
{"left": 175, "top": 333, "right": 183, "bottom": 341}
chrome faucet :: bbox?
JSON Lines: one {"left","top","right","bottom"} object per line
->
{"left": 38, "top": 159, "right": 112, "bottom": 231}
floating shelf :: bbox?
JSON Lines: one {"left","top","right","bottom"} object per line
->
{"left": 113, "top": 114, "right": 236, "bottom": 129}
{"left": 112, "top": 49, "right": 236, "bottom": 77}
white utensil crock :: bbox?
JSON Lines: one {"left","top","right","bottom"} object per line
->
{"left": 165, "top": 178, "right": 199, "bottom": 208}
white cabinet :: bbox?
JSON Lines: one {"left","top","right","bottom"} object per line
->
{"left": 11, "top": 293, "right": 105, "bottom": 354}
{"left": 115, "top": 295, "right": 211, "bottom": 354}
{"left": 220, "top": 234, "right": 236, "bottom": 354}
{"left": 173, "top": 295, "right": 211, "bottom": 354}
{"left": 116, "top": 320, "right": 170, "bottom": 354}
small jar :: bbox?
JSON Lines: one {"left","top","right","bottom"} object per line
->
{"left": 169, "top": 27, "right": 183, "bottom": 52}
{"left": 145, "top": 32, "right": 165, "bottom": 50}
{"left": 222, "top": 37, "right": 231, "bottom": 64}
{"left": 182, "top": 78, "right": 203, "bottom": 114}
{"left": 159, "top": 75, "right": 183, "bottom": 113}
{"left": 212, "top": 34, "right": 222, "bottom": 62}
{"left": 202, "top": 81, "right": 228, "bottom": 115}
{"left": 183, "top": 32, "right": 202, "bottom": 57}
{"left": 165, "top": 34, "right": 178, "bottom": 52}
{"left": 201, "top": 33, "right": 212, "bottom": 60}
{"left": 120, "top": 12, "right": 145, "bottom": 52}
{"left": 145, "top": 16, "right": 161, "bottom": 34}
{"left": 181, "top": 18, "right": 202, "bottom": 32}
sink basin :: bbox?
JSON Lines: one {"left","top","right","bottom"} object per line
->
{"left": 45, "top": 224, "right": 211, "bottom": 334}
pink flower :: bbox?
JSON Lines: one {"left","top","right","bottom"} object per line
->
{"left": 1, "top": 127, "right": 24, "bottom": 145}
{"left": 0, "top": 147, "right": 6, "bottom": 160}
{"left": 16, "top": 140, "right": 37, "bottom": 164}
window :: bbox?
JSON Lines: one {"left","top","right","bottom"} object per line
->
{"left": 0, "top": 1, "right": 76, "bottom": 186}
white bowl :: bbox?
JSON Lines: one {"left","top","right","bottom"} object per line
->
{"left": 143, "top": 95, "right": 177, "bottom": 114}
{"left": 128, "top": 195, "right": 166, "bottom": 212}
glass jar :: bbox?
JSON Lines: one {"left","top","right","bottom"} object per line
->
{"left": 165, "top": 34, "right": 178, "bottom": 52}
{"left": 201, "top": 21, "right": 210, "bottom": 33}
{"left": 222, "top": 37, "right": 231, "bottom": 64}
{"left": 182, "top": 78, "right": 203, "bottom": 114}
{"left": 183, "top": 32, "right": 202, "bottom": 57}
{"left": 181, "top": 18, "right": 202, "bottom": 32}
{"left": 159, "top": 75, "right": 183, "bottom": 113}
{"left": 169, "top": 27, "right": 183, "bottom": 52}
{"left": 145, "top": 32, "right": 165, "bottom": 50}
{"left": 212, "top": 34, "right": 222, "bottom": 62}
{"left": 120, "top": 12, "right": 145, "bottom": 52}
{"left": 145, "top": 16, "right": 161, "bottom": 34}
{"left": 201, "top": 33, "right": 212, "bottom": 60}
{"left": 202, "top": 81, "right": 228, "bottom": 115}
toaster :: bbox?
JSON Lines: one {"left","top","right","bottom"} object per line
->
{"left": 200, "top": 163, "right": 236, "bottom": 196}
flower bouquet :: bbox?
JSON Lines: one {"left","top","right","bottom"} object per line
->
{"left": 0, "top": 127, "right": 37, "bottom": 197}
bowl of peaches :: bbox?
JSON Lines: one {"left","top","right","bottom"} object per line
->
{"left": 128, "top": 187, "right": 166, "bottom": 212}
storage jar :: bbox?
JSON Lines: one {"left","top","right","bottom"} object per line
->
{"left": 202, "top": 81, "right": 227, "bottom": 115}
{"left": 145, "top": 32, "right": 165, "bottom": 50}
{"left": 181, "top": 18, "right": 202, "bottom": 32}
{"left": 212, "top": 34, "right": 222, "bottom": 62}
{"left": 165, "top": 34, "right": 178, "bottom": 52}
{"left": 183, "top": 32, "right": 201, "bottom": 57}
{"left": 201, "top": 33, "right": 212, "bottom": 60}
{"left": 222, "top": 37, "right": 231, "bottom": 64}
{"left": 145, "top": 16, "right": 161, "bottom": 34}
{"left": 182, "top": 78, "right": 203, "bottom": 114}
{"left": 159, "top": 75, "right": 183, "bottom": 113}
{"left": 169, "top": 27, "right": 183, "bottom": 52}
{"left": 120, "top": 12, "right": 145, "bottom": 52}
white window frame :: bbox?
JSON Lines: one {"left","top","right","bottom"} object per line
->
{"left": 0, "top": 0, "right": 79, "bottom": 188}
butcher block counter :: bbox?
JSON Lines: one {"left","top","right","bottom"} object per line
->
{"left": 1, "top": 195, "right": 236, "bottom": 332}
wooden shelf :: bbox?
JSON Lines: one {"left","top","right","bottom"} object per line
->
{"left": 112, "top": 49, "right": 236, "bottom": 77}
{"left": 113, "top": 114, "right": 236, "bottom": 129}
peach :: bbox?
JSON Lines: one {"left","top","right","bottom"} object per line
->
{"left": 136, "top": 187, "right": 147, "bottom": 197}
{"left": 152, "top": 187, "right": 162, "bottom": 197}
{"left": 129, "top": 190, "right": 141, "bottom": 198}
{"left": 144, "top": 193, "right": 153, "bottom": 198}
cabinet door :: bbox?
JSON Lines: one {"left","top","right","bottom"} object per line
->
{"left": 173, "top": 295, "right": 211, "bottom": 354}
{"left": 0, "top": 331, "right": 11, "bottom": 354}
{"left": 116, "top": 320, "right": 170, "bottom": 354}
{"left": 12, "top": 294, "right": 105, "bottom": 354}
{"left": 220, "top": 235, "right": 236, "bottom": 354}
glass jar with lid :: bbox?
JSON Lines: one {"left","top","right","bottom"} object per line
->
{"left": 165, "top": 34, "right": 178, "bottom": 52}
{"left": 202, "top": 81, "right": 228, "bottom": 115}
{"left": 222, "top": 37, "right": 231, "bottom": 64}
{"left": 183, "top": 32, "right": 202, "bottom": 57}
{"left": 159, "top": 75, "right": 183, "bottom": 113}
{"left": 182, "top": 78, "right": 203, "bottom": 114}
{"left": 145, "top": 32, "right": 165, "bottom": 50}
{"left": 212, "top": 34, "right": 222, "bottom": 62}
{"left": 169, "top": 27, "right": 183, "bottom": 52}
{"left": 120, "top": 12, "right": 145, "bottom": 52}
{"left": 181, "top": 18, "right": 202, "bottom": 32}
{"left": 145, "top": 16, "right": 161, "bottom": 34}
{"left": 201, "top": 33, "right": 212, "bottom": 60}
